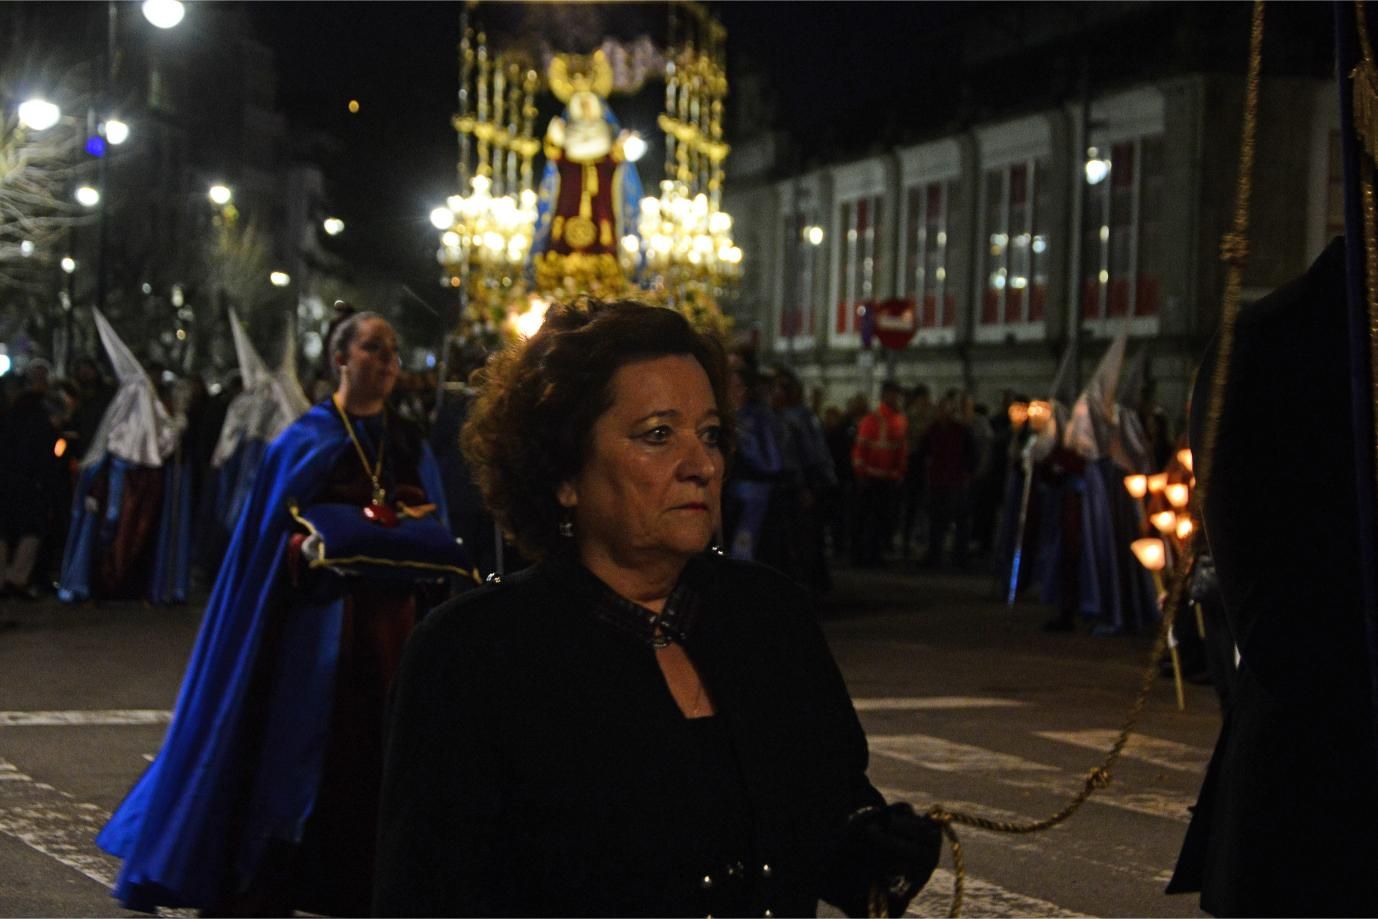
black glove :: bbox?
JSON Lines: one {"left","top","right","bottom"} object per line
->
{"left": 841, "top": 803, "right": 943, "bottom": 917}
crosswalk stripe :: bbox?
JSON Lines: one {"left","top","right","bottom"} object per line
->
{"left": 0, "top": 710, "right": 172, "bottom": 727}
{"left": 907, "top": 868, "right": 1093, "bottom": 918}
{"left": 869, "top": 734, "right": 1059, "bottom": 773}
{"left": 0, "top": 758, "right": 190, "bottom": 917}
{"left": 868, "top": 734, "right": 1195, "bottom": 824}
{"left": 854, "top": 697, "right": 1029, "bottom": 712}
{"left": 1035, "top": 730, "right": 1211, "bottom": 774}
{"left": 0, "top": 758, "right": 120, "bottom": 890}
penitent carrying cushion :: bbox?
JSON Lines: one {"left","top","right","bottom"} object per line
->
{"left": 289, "top": 500, "right": 477, "bottom": 583}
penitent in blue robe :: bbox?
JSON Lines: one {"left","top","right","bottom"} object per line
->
{"left": 95, "top": 401, "right": 452, "bottom": 912}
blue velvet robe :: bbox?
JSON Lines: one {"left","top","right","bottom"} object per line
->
{"left": 96, "top": 401, "right": 452, "bottom": 912}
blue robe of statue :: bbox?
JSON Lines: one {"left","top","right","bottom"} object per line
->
{"left": 96, "top": 402, "right": 452, "bottom": 912}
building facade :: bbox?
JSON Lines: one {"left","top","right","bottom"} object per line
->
{"left": 723, "top": 13, "right": 1338, "bottom": 426}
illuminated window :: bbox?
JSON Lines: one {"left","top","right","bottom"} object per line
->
{"left": 980, "top": 158, "right": 1051, "bottom": 329}
{"left": 902, "top": 179, "right": 961, "bottom": 332}
{"left": 778, "top": 210, "right": 820, "bottom": 341}
{"left": 834, "top": 194, "right": 883, "bottom": 336}
{"left": 1081, "top": 134, "right": 1165, "bottom": 321}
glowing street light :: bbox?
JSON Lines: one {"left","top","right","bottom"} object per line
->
{"left": 208, "top": 184, "right": 233, "bottom": 206}
{"left": 323, "top": 217, "right": 345, "bottom": 236}
{"left": 1084, "top": 147, "right": 1111, "bottom": 185}
{"left": 430, "top": 206, "right": 454, "bottom": 230}
{"left": 75, "top": 185, "right": 101, "bottom": 207}
{"left": 18, "top": 98, "right": 61, "bottom": 131}
{"left": 141, "top": 0, "right": 185, "bottom": 29}
{"left": 622, "top": 133, "right": 648, "bottom": 163}
{"left": 103, "top": 118, "right": 130, "bottom": 145}
{"left": 269, "top": 271, "right": 291, "bottom": 287}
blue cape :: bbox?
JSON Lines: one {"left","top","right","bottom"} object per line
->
{"left": 57, "top": 454, "right": 194, "bottom": 605}
{"left": 96, "top": 401, "right": 452, "bottom": 912}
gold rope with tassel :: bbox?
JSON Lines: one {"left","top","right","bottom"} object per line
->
{"left": 898, "top": 4, "right": 1267, "bottom": 915}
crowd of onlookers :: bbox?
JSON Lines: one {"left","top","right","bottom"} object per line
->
{"left": 0, "top": 343, "right": 1178, "bottom": 605}
{"left": 723, "top": 362, "right": 1024, "bottom": 593}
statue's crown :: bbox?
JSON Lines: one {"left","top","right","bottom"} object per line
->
{"left": 548, "top": 50, "right": 613, "bottom": 103}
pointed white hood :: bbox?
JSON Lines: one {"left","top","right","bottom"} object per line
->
{"left": 1109, "top": 347, "right": 1152, "bottom": 473}
{"left": 1064, "top": 327, "right": 1128, "bottom": 460}
{"left": 211, "top": 310, "right": 310, "bottom": 467}
{"left": 81, "top": 309, "right": 179, "bottom": 468}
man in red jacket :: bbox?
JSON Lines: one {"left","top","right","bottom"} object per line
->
{"left": 850, "top": 380, "right": 907, "bottom": 566}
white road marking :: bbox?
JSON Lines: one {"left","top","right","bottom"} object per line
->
{"left": 855, "top": 696, "right": 1029, "bottom": 712}
{"left": 869, "top": 734, "right": 1059, "bottom": 773}
{"left": 0, "top": 710, "right": 172, "bottom": 727}
{"left": 1035, "top": 730, "right": 1211, "bottom": 774}
{"left": 908, "top": 867, "right": 1093, "bottom": 918}
{"left": 868, "top": 734, "right": 1195, "bottom": 824}
{"left": 0, "top": 758, "right": 119, "bottom": 889}
{"left": 0, "top": 758, "right": 191, "bottom": 916}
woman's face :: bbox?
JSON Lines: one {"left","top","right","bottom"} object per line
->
{"left": 338, "top": 317, "right": 400, "bottom": 401}
{"left": 558, "top": 354, "right": 724, "bottom": 570}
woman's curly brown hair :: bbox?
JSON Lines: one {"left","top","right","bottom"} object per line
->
{"left": 460, "top": 299, "right": 734, "bottom": 561}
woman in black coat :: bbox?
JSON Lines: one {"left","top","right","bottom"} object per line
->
{"left": 374, "top": 300, "right": 939, "bottom": 917}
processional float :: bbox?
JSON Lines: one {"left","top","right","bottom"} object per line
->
{"left": 431, "top": 1, "right": 741, "bottom": 358}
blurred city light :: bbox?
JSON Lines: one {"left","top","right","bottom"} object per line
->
{"left": 348, "top": 99, "right": 361, "bottom": 114}
{"left": 141, "top": 0, "right": 185, "bottom": 29}
{"left": 104, "top": 119, "right": 130, "bottom": 145}
{"left": 430, "top": 206, "right": 454, "bottom": 230}
{"left": 85, "top": 136, "right": 107, "bottom": 157}
{"left": 18, "top": 98, "right": 61, "bottom": 131}
{"left": 804, "top": 225, "right": 825, "bottom": 246}
{"left": 208, "top": 184, "right": 233, "bottom": 206}
{"left": 323, "top": 217, "right": 345, "bottom": 236}
{"left": 1084, "top": 147, "right": 1111, "bottom": 185}
{"left": 20, "top": 241, "right": 34, "bottom": 257}
{"left": 269, "top": 271, "right": 291, "bottom": 287}
{"left": 61, "top": 257, "right": 76, "bottom": 274}
{"left": 622, "top": 133, "right": 647, "bottom": 162}
{"left": 0, "top": 354, "right": 9, "bottom": 376}
{"left": 75, "top": 186, "right": 101, "bottom": 207}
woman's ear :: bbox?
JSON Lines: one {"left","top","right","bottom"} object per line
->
{"left": 556, "top": 481, "right": 578, "bottom": 509}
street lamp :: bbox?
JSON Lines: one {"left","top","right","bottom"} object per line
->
{"left": 1084, "top": 147, "right": 1111, "bottom": 185}
{"left": 17, "top": 98, "right": 61, "bottom": 131}
{"left": 103, "top": 118, "right": 129, "bottom": 145}
{"left": 141, "top": 0, "right": 185, "bottom": 29}
{"left": 208, "top": 184, "right": 233, "bottom": 206}
{"left": 75, "top": 186, "right": 101, "bottom": 207}
{"left": 622, "top": 133, "right": 648, "bottom": 163}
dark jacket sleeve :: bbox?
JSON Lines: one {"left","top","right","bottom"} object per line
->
{"left": 374, "top": 602, "right": 507, "bottom": 917}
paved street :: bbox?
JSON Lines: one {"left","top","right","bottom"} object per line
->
{"left": 0, "top": 563, "right": 1218, "bottom": 918}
